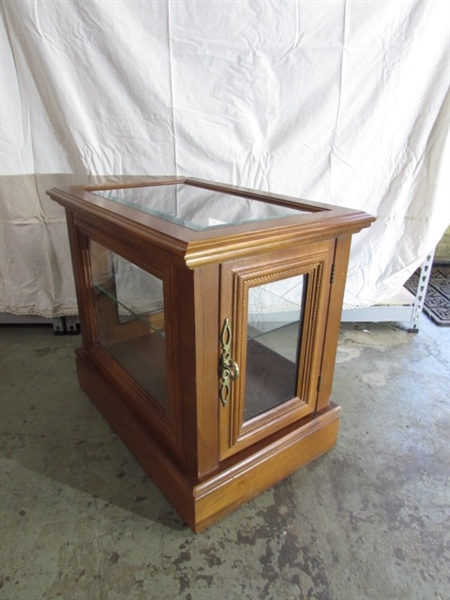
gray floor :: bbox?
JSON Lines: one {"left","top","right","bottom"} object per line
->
{"left": 0, "top": 317, "right": 449, "bottom": 600}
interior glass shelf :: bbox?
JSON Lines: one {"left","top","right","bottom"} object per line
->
{"left": 94, "top": 283, "right": 165, "bottom": 337}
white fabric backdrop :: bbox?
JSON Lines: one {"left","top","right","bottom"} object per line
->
{"left": 1, "top": 1, "right": 449, "bottom": 317}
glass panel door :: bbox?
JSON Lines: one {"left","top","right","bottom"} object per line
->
{"left": 89, "top": 239, "right": 169, "bottom": 413}
{"left": 219, "top": 240, "right": 335, "bottom": 460}
{"left": 245, "top": 275, "right": 305, "bottom": 421}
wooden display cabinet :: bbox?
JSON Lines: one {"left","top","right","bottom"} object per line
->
{"left": 47, "top": 177, "right": 374, "bottom": 532}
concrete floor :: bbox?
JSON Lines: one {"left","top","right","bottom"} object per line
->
{"left": 0, "top": 317, "right": 449, "bottom": 600}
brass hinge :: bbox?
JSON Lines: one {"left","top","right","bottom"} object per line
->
{"left": 330, "top": 263, "right": 336, "bottom": 284}
{"left": 219, "top": 318, "right": 240, "bottom": 407}
{"left": 317, "top": 374, "right": 322, "bottom": 393}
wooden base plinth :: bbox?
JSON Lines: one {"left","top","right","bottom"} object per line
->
{"left": 76, "top": 350, "right": 340, "bottom": 533}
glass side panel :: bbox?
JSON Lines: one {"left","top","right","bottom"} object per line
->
{"left": 244, "top": 275, "right": 305, "bottom": 422}
{"left": 93, "top": 184, "right": 310, "bottom": 231}
{"left": 90, "top": 240, "right": 169, "bottom": 413}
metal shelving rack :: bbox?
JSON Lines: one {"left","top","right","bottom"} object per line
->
{"left": 341, "top": 252, "right": 435, "bottom": 332}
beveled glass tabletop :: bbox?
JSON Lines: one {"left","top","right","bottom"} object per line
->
{"left": 93, "top": 183, "right": 310, "bottom": 231}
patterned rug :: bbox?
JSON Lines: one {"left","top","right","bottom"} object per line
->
{"left": 405, "top": 264, "right": 450, "bottom": 326}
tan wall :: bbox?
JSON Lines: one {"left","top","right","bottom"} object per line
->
{"left": 435, "top": 226, "right": 450, "bottom": 262}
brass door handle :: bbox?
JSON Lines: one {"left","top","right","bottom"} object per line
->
{"left": 219, "top": 319, "right": 239, "bottom": 407}
{"left": 229, "top": 360, "right": 240, "bottom": 381}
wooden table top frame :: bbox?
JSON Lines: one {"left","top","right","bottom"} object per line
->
{"left": 47, "top": 177, "right": 374, "bottom": 532}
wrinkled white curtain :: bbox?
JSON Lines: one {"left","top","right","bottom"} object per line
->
{"left": 1, "top": 1, "right": 449, "bottom": 317}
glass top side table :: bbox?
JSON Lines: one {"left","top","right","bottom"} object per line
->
{"left": 47, "top": 177, "right": 374, "bottom": 532}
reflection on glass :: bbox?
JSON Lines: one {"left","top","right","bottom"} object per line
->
{"left": 244, "top": 275, "right": 305, "bottom": 421}
{"left": 90, "top": 240, "right": 169, "bottom": 413}
{"left": 93, "top": 184, "right": 310, "bottom": 231}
